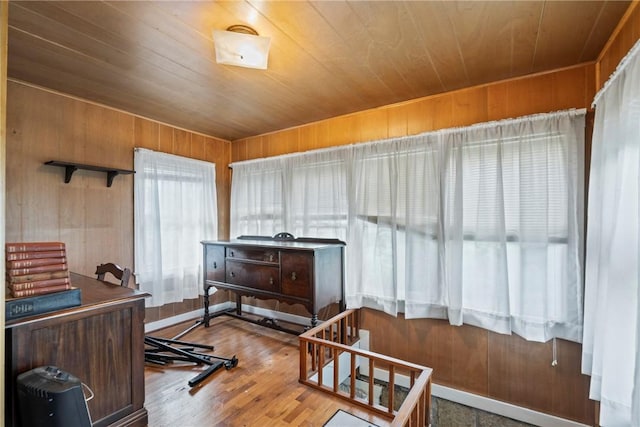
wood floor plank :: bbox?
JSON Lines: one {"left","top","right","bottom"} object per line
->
{"left": 144, "top": 316, "right": 389, "bottom": 426}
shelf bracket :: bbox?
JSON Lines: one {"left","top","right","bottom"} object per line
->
{"left": 106, "top": 171, "right": 119, "bottom": 188}
{"left": 63, "top": 165, "right": 78, "bottom": 184}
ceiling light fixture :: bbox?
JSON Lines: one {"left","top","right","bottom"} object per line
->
{"left": 213, "top": 24, "right": 271, "bottom": 70}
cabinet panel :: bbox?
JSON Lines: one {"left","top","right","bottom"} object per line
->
{"left": 281, "top": 252, "right": 312, "bottom": 299}
{"left": 28, "top": 309, "right": 133, "bottom": 422}
{"left": 226, "top": 260, "right": 280, "bottom": 293}
{"left": 205, "top": 244, "right": 225, "bottom": 282}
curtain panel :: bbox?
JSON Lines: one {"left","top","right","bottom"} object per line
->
{"left": 582, "top": 39, "right": 640, "bottom": 427}
{"left": 134, "top": 148, "right": 218, "bottom": 307}
{"left": 230, "top": 109, "right": 585, "bottom": 343}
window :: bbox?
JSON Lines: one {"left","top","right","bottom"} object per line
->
{"left": 134, "top": 148, "right": 217, "bottom": 307}
{"left": 230, "top": 109, "right": 585, "bottom": 343}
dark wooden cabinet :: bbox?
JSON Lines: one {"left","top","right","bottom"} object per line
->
{"left": 5, "top": 273, "right": 148, "bottom": 427}
{"left": 201, "top": 238, "right": 345, "bottom": 331}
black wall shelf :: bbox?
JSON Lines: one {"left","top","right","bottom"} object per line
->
{"left": 44, "top": 161, "right": 135, "bottom": 187}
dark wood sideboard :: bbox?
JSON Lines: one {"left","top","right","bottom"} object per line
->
{"left": 5, "top": 272, "right": 149, "bottom": 427}
{"left": 200, "top": 237, "right": 345, "bottom": 333}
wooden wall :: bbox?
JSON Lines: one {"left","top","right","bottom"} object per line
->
{"left": 596, "top": 1, "right": 640, "bottom": 90}
{"left": 232, "top": 63, "right": 594, "bottom": 161}
{"left": 5, "top": 80, "right": 232, "bottom": 323}
{"left": 231, "top": 64, "right": 597, "bottom": 424}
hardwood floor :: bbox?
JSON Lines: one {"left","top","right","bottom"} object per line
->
{"left": 144, "top": 316, "right": 388, "bottom": 426}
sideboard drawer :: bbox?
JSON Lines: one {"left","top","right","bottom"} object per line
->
{"left": 226, "top": 260, "right": 280, "bottom": 292}
{"left": 281, "top": 253, "right": 312, "bottom": 299}
{"left": 226, "top": 247, "right": 279, "bottom": 264}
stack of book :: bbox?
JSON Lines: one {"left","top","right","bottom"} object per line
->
{"left": 6, "top": 242, "right": 70, "bottom": 298}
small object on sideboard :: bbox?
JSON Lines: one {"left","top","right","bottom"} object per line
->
{"left": 44, "top": 160, "right": 135, "bottom": 187}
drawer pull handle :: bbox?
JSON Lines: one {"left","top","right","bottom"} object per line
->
{"left": 230, "top": 271, "right": 235, "bottom": 278}
{"left": 213, "top": 262, "right": 217, "bottom": 269}
{"left": 269, "top": 277, "right": 274, "bottom": 285}
{"left": 269, "top": 254, "right": 274, "bottom": 262}
{"left": 291, "top": 272, "right": 297, "bottom": 281}
{"left": 229, "top": 251, "right": 234, "bottom": 257}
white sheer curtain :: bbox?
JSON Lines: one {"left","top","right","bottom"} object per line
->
{"left": 231, "top": 149, "right": 350, "bottom": 240}
{"left": 582, "top": 39, "right": 640, "bottom": 427}
{"left": 231, "top": 157, "right": 284, "bottom": 236}
{"left": 134, "top": 148, "right": 217, "bottom": 307}
{"left": 441, "top": 115, "right": 585, "bottom": 341}
{"left": 230, "top": 109, "right": 585, "bottom": 342}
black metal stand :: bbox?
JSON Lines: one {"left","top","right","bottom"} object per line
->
{"left": 217, "top": 309, "right": 308, "bottom": 335}
{"left": 174, "top": 284, "right": 311, "bottom": 340}
{"left": 144, "top": 335, "right": 238, "bottom": 387}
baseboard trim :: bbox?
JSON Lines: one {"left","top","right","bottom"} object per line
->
{"left": 239, "top": 304, "right": 312, "bottom": 326}
{"left": 144, "top": 301, "right": 234, "bottom": 333}
{"left": 144, "top": 302, "right": 310, "bottom": 333}
{"left": 430, "top": 384, "right": 589, "bottom": 427}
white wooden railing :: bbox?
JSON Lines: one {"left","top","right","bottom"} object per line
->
{"left": 299, "top": 309, "right": 432, "bottom": 426}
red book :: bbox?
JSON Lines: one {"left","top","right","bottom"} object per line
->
{"left": 7, "top": 270, "right": 69, "bottom": 284}
{"left": 6, "top": 250, "right": 67, "bottom": 261}
{"left": 7, "top": 263, "right": 68, "bottom": 277}
{"left": 11, "top": 283, "right": 72, "bottom": 298}
{"left": 9, "top": 277, "right": 71, "bottom": 291}
{"left": 7, "top": 257, "right": 67, "bottom": 269}
{"left": 5, "top": 242, "right": 66, "bottom": 253}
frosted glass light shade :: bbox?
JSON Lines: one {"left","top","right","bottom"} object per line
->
{"left": 213, "top": 29, "right": 271, "bottom": 70}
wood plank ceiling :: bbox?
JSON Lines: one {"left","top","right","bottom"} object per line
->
{"left": 7, "top": 1, "right": 630, "bottom": 141}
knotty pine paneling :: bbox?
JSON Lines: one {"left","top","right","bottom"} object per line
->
{"left": 6, "top": 80, "right": 231, "bottom": 323}
{"left": 596, "top": 1, "right": 640, "bottom": 90}
{"left": 229, "top": 64, "right": 597, "bottom": 424}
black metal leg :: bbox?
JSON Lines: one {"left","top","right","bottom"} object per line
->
{"left": 188, "top": 362, "right": 225, "bottom": 387}
{"left": 144, "top": 335, "right": 239, "bottom": 387}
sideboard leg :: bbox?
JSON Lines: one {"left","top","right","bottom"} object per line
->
{"left": 203, "top": 284, "right": 212, "bottom": 327}
{"left": 171, "top": 284, "right": 212, "bottom": 340}
{"left": 236, "top": 293, "right": 242, "bottom": 315}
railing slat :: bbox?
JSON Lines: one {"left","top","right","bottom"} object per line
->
{"left": 388, "top": 365, "right": 395, "bottom": 414}
{"left": 350, "top": 352, "right": 356, "bottom": 399}
{"left": 318, "top": 343, "right": 324, "bottom": 386}
{"left": 299, "top": 339, "right": 306, "bottom": 383}
{"left": 333, "top": 347, "right": 339, "bottom": 393}
{"left": 368, "top": 359, "right": 375, "bottom": 407}
{"left": 311, "top": 342, "right": 317, "bottom": 372}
